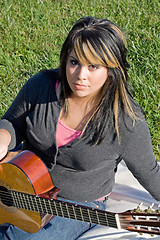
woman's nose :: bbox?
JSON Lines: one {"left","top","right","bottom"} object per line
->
{"left": 78, "top": 65, "right": 88, "bottom": 80}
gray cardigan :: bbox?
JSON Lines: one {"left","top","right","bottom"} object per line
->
{"left": 0, "top": 69, "right": 160, "bottom": 202}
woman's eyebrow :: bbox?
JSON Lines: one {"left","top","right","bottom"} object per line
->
{"left": 69, "top": 55, "right": 78, "bottom": 59}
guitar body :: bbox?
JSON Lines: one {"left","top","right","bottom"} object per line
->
{"left": 0, "top": 150, "right": 55, "bottom": 233}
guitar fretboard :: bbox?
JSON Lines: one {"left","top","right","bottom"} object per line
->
{"left": 10, "top": 190, "right": 117, "bottom": 228}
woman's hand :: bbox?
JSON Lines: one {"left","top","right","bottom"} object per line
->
{"left": 0, "top": 129, "right": 11, "bottom": 160}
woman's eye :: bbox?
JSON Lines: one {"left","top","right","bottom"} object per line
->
{"left": 89, "top": 64, "right": 99, "bottom": 70}
{"left": 70, "top": 59, "right": 79, "bottom": 66}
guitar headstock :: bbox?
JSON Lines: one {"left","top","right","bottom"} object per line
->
{"left": 119, "top": 203, "right": 160, "bottom": 235}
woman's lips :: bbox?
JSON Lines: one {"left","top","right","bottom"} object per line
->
{"left": 74, "top": 83, "right": 88, "bottom": 90}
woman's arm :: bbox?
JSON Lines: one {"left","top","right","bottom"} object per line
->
{"left": 0, "top": 129, "right": 11, "bottom": 160}
{"left": 0, "top": 69, "right": 58, "bottom": 151}
{"left": 0, "top": 72, "right": 46, "bottom": 150}
{"left": 121, "top": 115, "right": 160, "bottom": 201}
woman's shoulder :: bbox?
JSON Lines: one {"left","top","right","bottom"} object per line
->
{"left": 27, "top": 68, "right": 59, "bottom": 86}
{"left": 119, "top": 106, "right": 151, "bottom": 145}
{"left": 23, "top": 68, "right": 60, "bottom": 103}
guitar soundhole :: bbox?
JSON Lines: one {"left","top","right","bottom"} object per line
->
{"left": 0, "top": 186, "right": 13, "bottom": 207}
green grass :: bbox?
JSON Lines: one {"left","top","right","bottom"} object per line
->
{"left": 0, "top": 0, "right": 159, "bottom": 159}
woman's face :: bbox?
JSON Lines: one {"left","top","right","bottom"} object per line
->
{"left": 66, "top": 51, "right": 108, "bottom": 100}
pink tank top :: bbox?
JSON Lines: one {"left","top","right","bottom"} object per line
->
{"left": 56, "top": 119, "right": 81, "bottom": 148}
{"left": 55, "top": 81, "right": 81, "bottom": 148}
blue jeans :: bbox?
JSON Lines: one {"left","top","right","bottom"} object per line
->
{"left": 0, "top": 198, "right": 107, "bottom": 240}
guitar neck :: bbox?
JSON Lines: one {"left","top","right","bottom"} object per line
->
{"left": 11, "top": 190, "right": 118, "bottom": 228}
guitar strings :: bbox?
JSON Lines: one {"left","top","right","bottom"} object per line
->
{"left": 0, "top": 189, "right": 118, "bottom": 227}
{"left": 1, "top": 190, "right": 160, "bottom": 235}
{"left": 1, "top": 189, "right": 159, "bottom": 231}
{"left": 0, "top": 189, "right": 159, "bottom": 220}
{"left": 0, "top": 189, "right": 158, "bottom": 219}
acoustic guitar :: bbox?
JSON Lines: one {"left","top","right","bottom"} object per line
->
{"left": 0, "top": 150, "right": 160, "bottom": 235}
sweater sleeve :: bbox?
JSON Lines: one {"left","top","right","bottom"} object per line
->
{"left": 121, "top": 116, "right": 160, "bottom": 201}
{"left": 0, "top": 83, "right": 30, "bottom": 149}
{"left": 0, "top": 69, "right": 59, "bottom": 150}
{"left": 0, "top": 72, "right": 45, "bottom": 150}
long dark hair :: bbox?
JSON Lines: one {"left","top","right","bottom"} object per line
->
{"left": 59, "top": 16, "right": 139, "bottom": 145}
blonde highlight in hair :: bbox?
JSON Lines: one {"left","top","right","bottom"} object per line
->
{"left": 74, "top": 38, "right": 105, "bottom": 66}
{"left": 114, "top": 88, "right": 120, "bottom": 141}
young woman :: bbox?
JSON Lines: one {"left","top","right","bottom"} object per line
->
{"left": 0, "top": 16, "right": 159, "bottom": 240}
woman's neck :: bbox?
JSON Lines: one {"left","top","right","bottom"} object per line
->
{"left": 60, "top": 95, "right": 100, "bottom": 131}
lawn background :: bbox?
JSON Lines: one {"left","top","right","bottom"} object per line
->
{"left": 0, "top": 0, "right": 159, "bottom": 159}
